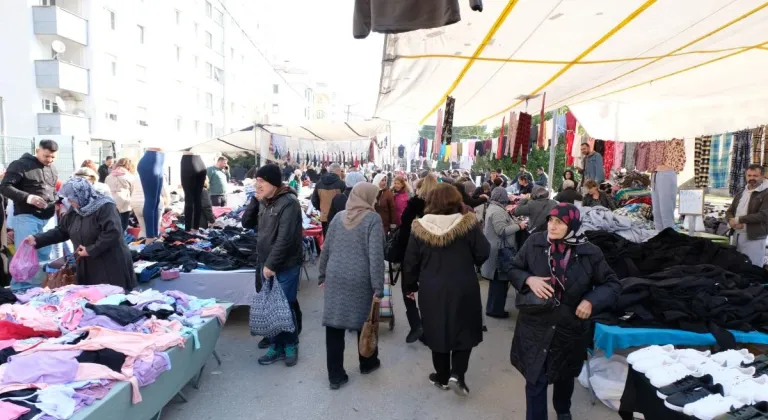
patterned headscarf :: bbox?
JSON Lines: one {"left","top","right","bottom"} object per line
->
{"left": 545, "top": 203, "right": 588, "bottom": 297}
{"left": 59, "top": 177, "right": 114, "bottom": 217}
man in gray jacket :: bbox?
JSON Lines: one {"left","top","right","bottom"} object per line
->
{"left": 726, "top": 164, "right": 768, "bottom": 266}
{"left": 254, "top": 164, "right": 304, "bottom": 367}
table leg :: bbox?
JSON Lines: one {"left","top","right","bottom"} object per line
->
{"left": 175, "top": 391, "right": 188, "bottom": 403}
{"left": 585, "top": 351, "right": 597, "bottom": 405}
{"left": 213, "top": 350, "right": 222, "bottom": 366}
{"left": 152, "top": 408, "right": 163, "bottom": 420}
{"left": 193, "top": 363, "right": 206, "bottom": 389}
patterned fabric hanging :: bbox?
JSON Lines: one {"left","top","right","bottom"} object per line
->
{"left": 565, "top": 112, "right": 577, "bottom": 166}
{"left": 752, "top": 126, "right": 765, "bottom": 164}
{"left": 729, "top": 130, "right": 751, "bottom": 195}
{"left": 441, "top": 96, "right": 455, "bottom": 144}
{"left": 694, "top": 136, "right": 712, "bottom": 188}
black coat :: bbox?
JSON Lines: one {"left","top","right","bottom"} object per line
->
{"left": 242, "top": 196, "right": 260, "bottom": 229}
{"left": 35, "top": 203, "right": 136, "bottom": 290}
{"left": 403, "top": 213, "right": 490, "bottom": 353}
{"left": 327, "top": 187, "right": 351, "bottom": 225}
{"left": 257, "top": 187, "right": 303, "bottom": 271}
{"left": 508, "top": 232, "right": 620, "bottom": 383}
{"left": 395, "top": 195, "right": 426, "bottom": 258}
{"left": 553, "top": 188, "right": 583, "bottom": 204}
{"left": 0, "top": 153, "right": 58, "bottom": 219}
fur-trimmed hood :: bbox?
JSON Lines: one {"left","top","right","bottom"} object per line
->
{"left": 412, "top": 213, "right": 477, "bottom": 247}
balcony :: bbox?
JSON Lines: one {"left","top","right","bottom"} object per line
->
{"left": 32, "top": 6, "right": 88, "bottom": 46}
{"left": 35, "top": 60, "right": 89, "bottom": 95}
{"left": 37, "top": 112, "right": 90, "bottom": 136}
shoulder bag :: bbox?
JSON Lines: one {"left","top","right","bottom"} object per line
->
{"left": 384, "top": 227, "right": 403, "bottom": 263}
{"left": 359, "top": 298, "right": 380, "bottom": 358}
{"left": 497, "top": 230, "right": 516, "bottom": 275}
{"left": 515, "top": 248, "right": 569, "bottom": 314}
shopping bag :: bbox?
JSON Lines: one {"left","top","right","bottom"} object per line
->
{"left": 359, "top": 298, "right": 380, "bottom": 358}
{"left": 249, "top": 275, "right": 295, "bottom": 338}
{"left": 43, "top": 263, "right": 76, "bottom": 289}
{"left": 9, "top": 242, "right": 39, "bottom": 282}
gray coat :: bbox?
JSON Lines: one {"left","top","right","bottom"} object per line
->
{"left": 319, "top": 211, "right": 385, "bottom": 330}
{"left": 481, "top": 202, "right": 521, "bottom": 280}
{"left": 514, "top": 198, "right": 559, "bottom": 231}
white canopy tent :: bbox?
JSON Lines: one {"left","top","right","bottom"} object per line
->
{"left": 373, "top": 0, "right": 768, "bottom": 141}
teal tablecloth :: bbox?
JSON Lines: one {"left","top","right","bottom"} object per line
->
{"left": 71, "top": 303, "right": 233, "bottom": 420}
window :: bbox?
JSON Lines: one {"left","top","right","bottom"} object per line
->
{"left": 213, "top": 67, "right": 224, "bottom": 83}
{"left": 205, "top": 1, "right": 212, "bottom": 17}
{"left": 316, "top": 110, "right": 325, "bottom": 119}
{"left": 204, "top": 93, "right": 213, "bottom": 109}
{"left": 230, "top": 48, "right": 235, "bottom": 60}
{"left": 205, "top": 123, "right": 213, "bottom": 138}
{"left": 230, "top": 102, "right": 235, "bottom": 114}
{"left": 41, "top": 99, "right": 53, "bottom": 112}
{"left": 213, "top": 8, "right": 223, "bottom": 25}
{"left": 106, "top": 8, "right": 115, "bottom": 30}
{"left": 218, "top": 97, "right": 224, "bottom": 111}
{"left": 136, "top": 107, "right": 148, "bottom": 126}
{"left": 241, "top": 54, "right": 245, "bottom": 64}
{"left": 273, "top": 84, "right": 279, "bottom": 94}
{"left": 214, "top": 126, "right": 224, "bottom": 137}
{"left": 135, "top": 65, "right": 146, "bottom": 81}
{"left": 105, "top": 100, "right": 118, "bottom": 122}
{"left": 205, "top": 31, "right": 212, "bottom": 48}
{"left": 204, "top": 62, "right": 212, "bottom": 78}
{"left": 175, "top": 10, "right": 181, "bottom": 25}
{"left": 41, "top": 0, "right": 56, "bottom": 5}
{"left": 194, "top": 88, "right": 200, "bottom": 105}
{"left": 194, "top": 120, "right": 200, "bottom": 135}
{"left": 175, "top": 45, "right": 181, "bottom": 62}
{"left": 137, "top": 25, "right": 144, "bottom": 44}
{"left": 175, "top": 116, "right": 182, "bottom": 132}
{"left": 193, "top": 55, "right": 199, "bottom": 69}
{"left": 272, "top": 104, "right": 279, "bottom": 114}
{"left": 106, "top": 54, "right": 117, "bottom": 76}
{"left": 193, "top": 22, "right": 198, "bottom": 36}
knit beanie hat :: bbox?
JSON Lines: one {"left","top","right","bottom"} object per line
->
{"left": 255, "top": 164, "right": 282, "bottom": 188}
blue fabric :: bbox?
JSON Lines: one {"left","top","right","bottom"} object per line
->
{"left": 11, "top": 214, "right": 53, "bottom": 291}
{"left": 594, "top": 323, "right": 768, "bottom": 358}
{"left": 137, "top": 265, "right": 161, "bottom": 283}
{"left": 583, "top": 152, "right": 605, "bottom": 183}
{"left": 137, "top": 151, "right": 165, "bottom": 237}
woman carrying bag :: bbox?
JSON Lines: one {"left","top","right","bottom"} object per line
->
{"left": 319, "top": 182, "right": 385, "bottom": 390}
{"left": 481, "top": 187, "right": 527, "bottom": 318}
{"left": 509, "top": 203, "right": 620, "bottom": 420}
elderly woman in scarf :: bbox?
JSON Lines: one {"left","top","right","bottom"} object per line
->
{"left": 327, "top": 170, "right": 366, "bottom": 225}
{"left": 480, "top": 187, "right": 527, "bottom": 318}
{"left": 26, "top": 177, "right": 136, "bottom": 290}
{"left": 508, "top": 203, "right": 620, "bottom": 420}
{"left": 319, "top": 182, "right": 385, "bottom": 390}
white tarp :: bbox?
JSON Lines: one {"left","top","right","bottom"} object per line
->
{"left": 374, "top": 0, "right": 768, "bottom": 141}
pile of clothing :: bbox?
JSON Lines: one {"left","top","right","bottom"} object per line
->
{"left": 0, "top": 285, "right": 225, "bottom": 419}
{"left": 212, "top": 206, "right": 247, "bottom": 229}
{"left": 579, "top": 206, "right": 658, "bottom": 243}
{"left": 614, "top": 187, "right": 652, "bottom": 207}
{"left": 613, "top": 203, "right": 654, "bottom": 228}
{"left": 620, "top": 171, "right": 651, "bottom": 189}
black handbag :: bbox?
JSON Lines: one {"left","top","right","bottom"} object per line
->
{"left": 497, "top": 231, "right": 516, "bottom": 274}
{"left": 384, "top": 227, "right": 403, "bottom": 263}
{"left": 515, "top": 249, "right": 569, "bottom": 314}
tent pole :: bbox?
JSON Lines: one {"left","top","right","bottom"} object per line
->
{"left": 547, "top": 107, "right": 560, "bottom": 191}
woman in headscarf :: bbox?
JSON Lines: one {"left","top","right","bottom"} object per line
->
{"left": 373, "top": 173, "right": 397, "bottom": 233}
{"left": 74, "top": 167, "right": 112, "bottom": 198}
{"left": 481, "top": 187, "right": 527, "bottom": 318}
{"left": 25, "top": 177, "right": 136, "bottom": 290}
{"left": 327, "top": 171, "right": 366, "bottom": 225}
{"left": 509, "top": 203, "right": 620, "bottom": 420}
{"left": 288, "top": 169, "right": 303, "bottom": 194}
{"left": 319, "top": 182, "right": 385, "bottom": 390}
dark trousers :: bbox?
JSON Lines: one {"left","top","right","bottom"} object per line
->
{"left": 321, "top": 221, "right": 329, "bottom": 237}
{"left": 211, "top": 195, "right": 227, "bottom": 207}
{"left": 486, "top": 276, "right": 510, "bottom": 315}
{"left": 325, "top": 326, "right": 379, "bottom": 384}
{"left": 119, "top": 212, "right": 131, "bottom": 232}
{"left": 401, "top": 283, "right": 421, "bottom": 331}
{"left": 525, "top": 368, "right": 575, "bottom": 420}
{"left": 180, "top": 154, "right": 207, "bottom": 231}
{"left": 431, "top": 349, "right": 471, "bottom": 384}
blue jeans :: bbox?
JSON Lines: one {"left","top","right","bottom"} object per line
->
{"left": 137, "top": 150, "right": 165, "bottom": 237}
{"left": 11, "top": 214, "right": 54, "bottom": 291}
{"left": 264, "top": 265, "right": 300, "bottom": 347}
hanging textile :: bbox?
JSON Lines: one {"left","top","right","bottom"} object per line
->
{"left": 634, "top": 143, "right": 650, "bottom": 172}
{"left": 507, "top": 112, "right": 518, "bottom": 156}
{"left": 622, "top": 142, "right": 636, "bottom": 170}
{"left": 694, "top": 136, "right": 712, "bottom": 188}
{"left": 763, "top": 127, "right": 768, "bottom": 173}
{"left": 612, "top": 142, "right": 625, "bottom": 171}
{"left": 434, "top": 108, "right": 443, "bottom": 159}
{"left": 593, "top": 139, "right": 605, "bottom": 156}
{"left": 729, "top": 130, "right": 752, "bottom": 196}
{"left": 441, "top": 96, "right": 455, "bottom": 144}
{"left": 512, "top": 113, "right": 532, "bottom": 165}
{"left": 537, "top": 93, "right": 547, "bottom": 149}
{"left": 662, "top": 139, "right": 686, "bottom": 173}
{"left": 565, "top": 112, "right": 577, "bottom": 166}
{"left": 603, "top": 141, "right": 615, "bottom": 179}
{"left": 752, "top": 126, "right": 765, "bottom": 165}
{"left": 709, "top": 134, "right": 726, "bottom": 188}
{"left": 646, "top": 141, "right": 666, "bottom": 170}
{"left": 496, "top": 116, "right": 505, "bottom": 160}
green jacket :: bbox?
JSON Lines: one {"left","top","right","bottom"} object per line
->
{"left": 206, "top": 166, "right": 230, "bottom": 195}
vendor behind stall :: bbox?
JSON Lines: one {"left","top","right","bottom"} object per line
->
{"left": 26, "top": 177, "right": 136, "bottom": 290}
{"left": 726, "top": 164, "right": 768, "bottom": 266}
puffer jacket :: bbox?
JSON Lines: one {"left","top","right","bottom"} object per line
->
{"left": 0, "top": 153, "right": 58, "bottom": 219}
{"left": 508, "top": 232, "right": 620, "bottom": 383}
{"left": 104, "top": 168, "right": 135, "bottom": 213}
{"left": 310, "top": 173, "right": 345, "bottom": 222}
{"left": 257, "top": 186, "right": 303, "bottom": 271}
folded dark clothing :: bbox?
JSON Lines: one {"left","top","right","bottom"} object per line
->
{"left": 77, "top": 348, "right": 126, "bottom": 372}
{"left": 86, "top": 303, "right": 147, "bottom": 326}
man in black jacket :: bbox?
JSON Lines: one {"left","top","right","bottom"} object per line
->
{"left": 311, "top": 163, "right": 345, "bottom": 236}
{"left": 553, "top": 180, "right": 583, "bottom": 204}
{"left": 254, "top": 164, "right": 303, "bottom": 367}
{"left": 0, "top": 140, "right": 59, "bottom": 291}
{"left": 98, "top": 156, "right": 112, "bottom": 183}
{"left": 726, "top": 164, "right": 768, "bottom": 266}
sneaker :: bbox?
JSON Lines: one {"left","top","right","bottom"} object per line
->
{"left": 684, "top": 394, "right": 745, "bottom": 419}
{"left": 361, "top": 360, "right": 381, "bottom": 375}
{"left": 258, "top": 346, "right": 285, "bottom": 365}
{"left": 742, "top": 355, "right": 768, "bottom": 370}
{"left": 709, "top": 367, "right": 757, "bottom": 396}
{"left": 257, "top": 337, "right": 271, "bottom": 349}
{"left": 429, "top": 373, "right": 449, "bottom": 390}
{"left": 713, "top": 350, "right": 756, "bottom": 368}
{"left": 657, "top": 374, "right": 714, "bottom": 400}
{"left": 724, "top": 375, "right": 768, "bottom": 404}
{"left": 329, "top": 375, "right": 349, "bottom": 390}
{"left": 635, "top": 355, "right": 680, "bottom": 374}
{"left": 713, "top": 401, "right": 768, "bottom": 420}
{"left": 627, "top": 344, "right": 675, "bottom": 365}
{"left": 648, "top": 363, "right": 700, "bottom": 388}
{"left": 406, "top": 327, "right": 423, "bottom": 344}
{"left": 448, "top": 375, "right": 469, "bottom": 396}
{"left": 284, "top": 344, "right": 298, "bottom": 367}
{"left": 665, "top": 383, "right": 724, "bottom": 412}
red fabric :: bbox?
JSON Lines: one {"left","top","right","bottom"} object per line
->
{"left": 303, "top": 226, "right": 324, "bottom": 248}
{"left": 497, "top": 116, "right": 505, "bottom": 160}
{"left": 625, "top": 196, "right": 652, "bottom": 206}
{"left": 603, "top": 141, "right": 615, "bottom": 179}
{"left": 512, "top": 113, "right": 532, "bottom": 165}
{"left": 0, "top": 321, "right": 61, "bottom": 341}
{"left": 565, "top": 111, "right": 577, "bottom": 166}
{"left": 537, "top": 92, "right": 547, "bottom": 148}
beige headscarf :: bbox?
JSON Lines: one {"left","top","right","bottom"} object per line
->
{"left": 343, "top": 182, "right": 379, "bottom": 229}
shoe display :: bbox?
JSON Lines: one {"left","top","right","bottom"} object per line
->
{"left": 683, "top": 394, "right": 745, "bottom": 419}
{"left": 257, "top": 336, "right": 271, "bottom": 349}
{"left": 429, "top": 373, "right": 449, "bottom": 390}
{"left": 634, "top": 355, "right": 679, "bottom": 374}
{"left": 713, "top": 401, "right": 768, "bottom": 420}
{"left": 708, "top": 367, "right": 757, "bottom": 396}
{"left": 258, "top": 346, "right": 285, "bottom": 365}
{"left": 284, "top": 344, "right": 298, "bottom": 367}
{"left": 406, "top": 327, "right": 423, "bottom": 344}
{"left": 657, "top": 374, "right": 714, "bottom": 400}
{"left": 664, "top": 383, "right": 724, "bottom": 412}
{"left": 648, "top": 363, "right": 701, "bottom": 388}
{"left": 713, "top": 350, "right": 756, "bottom": 368}
{"left": 627, "top": 344, "right": 675, "bottom": 365}
{"left": 361, "top": 360, "right": 381, "bottom": 375}
{"left": 724, "top": 375, "right": 768, "bottom": 405}
{"left": 742, "top": 355, "right": 768, "bottom": 370}
{"left": 448, "top": 375, "right": 469, "bottom": 396}
{"left": 329, "top": 375, "right": 349, "bottom": 390}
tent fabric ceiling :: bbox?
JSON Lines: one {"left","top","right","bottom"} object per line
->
{"left": 373, "top": 0, "right": 768, "bottom": 141}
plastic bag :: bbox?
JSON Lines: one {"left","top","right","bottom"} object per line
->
{"left": 249, "top": 275, "right": 295, "bottom": 338}
{"left": 10, "top": 242, "right": 39, "bottom": 282}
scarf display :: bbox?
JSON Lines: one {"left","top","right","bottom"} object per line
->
{"left": 58, "top": 177, "right": 114, "bottom": 217}
{"left": 441, "top": 96, "right": 455, "bottom": 145}
{"left": 343, "top": 183, "right": 378, "bottom": 229}
{"left": 729, "top": 130, "right": 751, "bottom": 196}
{"left": 546, "top": 203, "right": 588, "bottom": 298}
